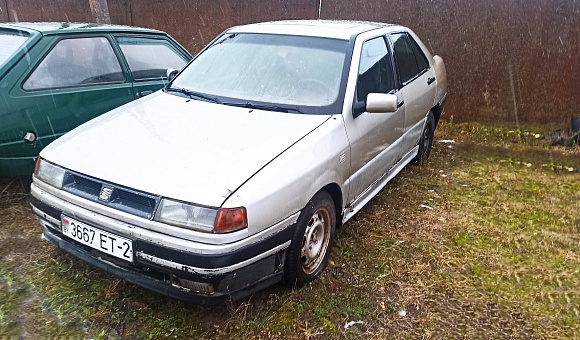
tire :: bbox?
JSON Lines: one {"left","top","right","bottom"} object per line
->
{"left": 413, "top": 111, "right": 435, "bottom": 165}
{"left": 284, "top": 190, "right": 336, "bottom": 289}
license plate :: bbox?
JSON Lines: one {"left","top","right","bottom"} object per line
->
{"left": 61, "top": 215, "right": 133, "bottom": 262}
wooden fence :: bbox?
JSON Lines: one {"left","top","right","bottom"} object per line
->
{"left": 2, "top": 0, "right": 578, "bottom": 126}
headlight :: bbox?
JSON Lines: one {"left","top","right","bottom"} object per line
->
{"left": 154, "top": 198, "right": 247, "bottom": 233}
{"left": 155, "top": 199, "right": 217, "bottom": 232}
{"left": 35, "top": 158, "right": 65, "bottom": 189}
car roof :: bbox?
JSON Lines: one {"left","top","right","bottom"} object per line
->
{"left": 227, "top": 20, "right": 399, "bottom": 40}
{"left": 0, "top": 22, "right": 162, "bottom": 36}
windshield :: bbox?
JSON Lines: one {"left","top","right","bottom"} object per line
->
{"left": 0, "top": 30, "right": 29, "bottom": 68}
{"left": 171, "top": 33, "right": 348, "bottom": 113}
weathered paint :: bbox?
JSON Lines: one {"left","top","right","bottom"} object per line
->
{"left": 125, "top": 0, "right": 318, "bottom": 56}
{"left": 107, "top": 0, "right": 131, "bottom": 27}
{"left": 2, "top": 0, "right": 93, "bottom": 22}
{"left": 0, "top": 2, "right": 8, "bottom": 22}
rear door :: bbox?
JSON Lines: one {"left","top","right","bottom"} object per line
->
{"left": 114, "top": 35, "right": 191, "bottom": 99}
{"left": 389, "top": 31, "right": 436, "bottom": 153}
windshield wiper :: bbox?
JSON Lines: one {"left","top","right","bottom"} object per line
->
{"left": 165, "top": 89, "right": 304, "bottom": 113}
{"left": 165, "top": 87, "right": 221, "bottom": 104}
{"left": 222, "top": 101, "right": 304, "bottom": 114}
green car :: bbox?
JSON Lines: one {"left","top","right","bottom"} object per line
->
{"left": 0, "top": 22, "right": 192, "bottom": 175}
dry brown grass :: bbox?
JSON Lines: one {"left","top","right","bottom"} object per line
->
{"left": 1, "top": 121, "right": 579, "bottom": 339}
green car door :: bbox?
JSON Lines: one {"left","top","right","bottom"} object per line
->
{"left": 0, "top": 26, "right": 192, "bottom": 176}
{"left": 1, "top": 34, "right": 134, "bottom": 175}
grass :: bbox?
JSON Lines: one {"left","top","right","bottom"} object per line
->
{"left": 0, "top": 120, "right": 579, "bottom": 339}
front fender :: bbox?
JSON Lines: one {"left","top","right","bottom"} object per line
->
{"left": 223, "top": 114, "right": 350, "bottom": 235}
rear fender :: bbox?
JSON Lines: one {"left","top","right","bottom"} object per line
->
{"left": 432, "top": 55, "right": 447, "bottom": 106}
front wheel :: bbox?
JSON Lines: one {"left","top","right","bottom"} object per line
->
{"left": 413, "top": 111, "right": 435, "bottom": 165}
{"left": 284, "top": 191, "right": 336, "bottom": 289}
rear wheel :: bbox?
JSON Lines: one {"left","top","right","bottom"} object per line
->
{"left": 285, "top": 191, "right": 336, "bottom": 288}
{"left": 413, "top": 111, "right": 435, "bottom": 165}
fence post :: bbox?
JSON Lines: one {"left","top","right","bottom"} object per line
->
{"left": 89, "top": 0, "right": 111, "bottom": 24}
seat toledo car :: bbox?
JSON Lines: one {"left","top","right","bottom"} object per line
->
{"left": 31, "top": 20, "right": 447, "bottom": 304}
{"left": 0, "top": 22, "right": 192, "bottom": 175}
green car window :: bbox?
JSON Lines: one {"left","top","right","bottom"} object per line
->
{"left": 0, "top": 31, "right": 29, "bottom": 67}
{"left": 117, "top": 37, "right": 187, "bottom": 81}
{"left": 23, "top": 37, "right": 125, "bottom": 91}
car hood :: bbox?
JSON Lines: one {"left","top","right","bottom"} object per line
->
{"left": 41, "top": 91, "right": 331, "bottom": 207}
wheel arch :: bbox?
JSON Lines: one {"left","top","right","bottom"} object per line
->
{"left": 319, "top": 183, "right": 343, "bottom": 228}
{"left": 431, "top": 104, "right": 442, "bottom": 128}
{"left": 284, "top": 184, "right": 339, "bottom": 288}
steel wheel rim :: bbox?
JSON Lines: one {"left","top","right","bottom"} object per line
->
{"left": 301, "top": 207, "right": 331, "bottom": 275}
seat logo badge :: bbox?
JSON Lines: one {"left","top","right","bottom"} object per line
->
{"left": 99, "top": 187, "right": 114, "bottom": 202}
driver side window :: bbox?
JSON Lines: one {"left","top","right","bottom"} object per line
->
{"left": 356, "top": 36, "right": 395, "bottom": 103}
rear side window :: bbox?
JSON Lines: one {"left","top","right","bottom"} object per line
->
{"left": 391, "top": 32, "right": 430, "bottom": 86}
{"left": 356, "top": 36, "right": 395, "bottom": 102}
{"left": 0, "top": 31, "right": 29, "bottom": 67}
{"left": 391, "top": 33, "right": 419, "bottom": 85}
{"left": 117, "top": 37, "right": 187, "bottom": 81}
{"left": 23, "top": 37, "right": 125, "bottom": 90}
{"left": 408, "top": 35, "right": 429, "bottom": 72}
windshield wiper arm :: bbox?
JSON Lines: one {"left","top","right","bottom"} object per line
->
{"left": 222, "top": 101, "right": 304, "bottom": 114}
{"left": 165, "top": 90, "right": 303, "bottom": 113}
{"left": 165, "top": 87, "right": 221, "bottom": 104}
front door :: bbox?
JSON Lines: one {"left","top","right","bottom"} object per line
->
{"left": 5, "top": 35, "right": 134, "bottom": 173}
{"left": 343, "top": 35, "right": 405, "bottom": 205}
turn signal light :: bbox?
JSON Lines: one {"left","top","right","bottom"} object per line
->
{"left": 34, "top": 157, "right": 41, "bottom": 174}
{"left": 214, "top": 207, "right": 247, "bottom": 233}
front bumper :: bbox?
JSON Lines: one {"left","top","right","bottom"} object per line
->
{"left": 31, "top": 185, "right": 297, "bottom": 305}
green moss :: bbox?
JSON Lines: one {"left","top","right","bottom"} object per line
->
{"left": 278, "top": 302, "right": 297, "bottom": 326}
{"left": 147, "top": 315, "right": 183, "bottom": 340}
{"left": 470, "top": 265, "right": 485, "bottom": 276}
{"left": 321, "top": 317, "right": 338, "bottom": 332}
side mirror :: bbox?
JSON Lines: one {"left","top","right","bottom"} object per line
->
{"left": 366, "top": 93, "right": 398, "bottom": 113}
{"left": 166, "top": 68, "right": 179, "bottom": 82}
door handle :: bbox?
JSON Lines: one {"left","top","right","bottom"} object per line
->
{"left": 138, "top": 90, "right": 153, "bottom": 97}
{"left": 427, "top": 77, "right": 436, "bottom": 85}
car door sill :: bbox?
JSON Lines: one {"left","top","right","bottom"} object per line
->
{"left": 342, "top": 145, "right": 419, "bottom": 224}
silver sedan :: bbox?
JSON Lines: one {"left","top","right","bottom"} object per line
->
{"left": 31, "top": 20, "right": 447, "bottom": 304}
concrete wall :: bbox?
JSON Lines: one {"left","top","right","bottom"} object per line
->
{"left": 1, "top": 0, "right": 579, "bottom": 126}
